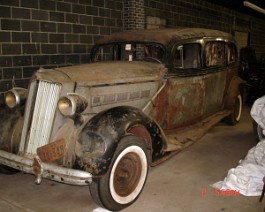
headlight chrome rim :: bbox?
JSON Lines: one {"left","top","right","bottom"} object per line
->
{"left": 5, "top": 88, "right": 28, "bottom": 108}
{"left": 58, "top": 94, "right": 88, "bottom": 117}
{"left": 58, "top": 96, "right": 76, "bottom": 117}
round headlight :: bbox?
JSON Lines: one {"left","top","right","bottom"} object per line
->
{"left": 5, "top": 91, "right": 17, "bottom": 108}
{"left": 58, "top": 96, "right": 74, "bottom": 116}
{"left": 58, "top": 94, "right": 88, "bottom": 117}
{"left": 5, "top": 88, "right": 28, "bottom": 108}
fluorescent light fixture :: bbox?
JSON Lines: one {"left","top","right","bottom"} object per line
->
{"left": 243, "top": 1, "right": 265, "bottom": 15}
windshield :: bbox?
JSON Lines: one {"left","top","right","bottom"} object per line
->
{"left": 91, "top": 43, "right": 165, "bottom": 63}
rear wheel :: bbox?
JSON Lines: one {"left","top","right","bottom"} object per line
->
{"left": 226, "top": 93, "right": 242, "bottom": 125}
{"left": 89, "top": 136, "right": 149, "bottom": 211}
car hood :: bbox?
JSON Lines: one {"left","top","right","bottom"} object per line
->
{"left": 35, "top": 61, "right": 167, "bottom": 86}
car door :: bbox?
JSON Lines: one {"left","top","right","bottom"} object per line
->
{"left": 149, "top": 42, "right": 205, "bottom": 130}
{"left": 149, "top": 40, "right": 228, "bottom": 130}
{"left": 202, "top": 40, "right": 227, "bottom": 117}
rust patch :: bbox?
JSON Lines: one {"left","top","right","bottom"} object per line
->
{"left": 149, "top": 85, "right": 168, "bottom": 126}
{"left": 127, "top": 125, "right": 152, "bottom": 149}
{"left": 150, "top": 78, "right": 204, "bottom": 130}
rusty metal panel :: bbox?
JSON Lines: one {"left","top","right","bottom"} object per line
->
{"left": 78, "top": 81, "right": 160, "bottom": 114}
{"left": 148, "top": 69, "right": 228, "bottom": 130}
{"left": 202, "top": 70, "right": 227, "bottom": 117}
{"left": 149, "top": 76, "right": 205, "bottom": 130}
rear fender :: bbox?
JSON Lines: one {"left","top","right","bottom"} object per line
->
{"left": 224, "top": 76, "right": 245, "bottom": 109}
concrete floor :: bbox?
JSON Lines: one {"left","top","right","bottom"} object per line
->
{"left": 0, "top": 107, "right": 264, "bottom": 212}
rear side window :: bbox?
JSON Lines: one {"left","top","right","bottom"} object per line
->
{"left": 173, "top": 43, "right": 201, "bottom": 69}
{"left": 205, "top": 41, "right": 225, "bottom": 67}
{"left": 228, "top": 42, "right": 237, "bottom": 64}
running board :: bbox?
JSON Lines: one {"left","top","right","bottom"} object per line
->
{"left": 163, "top": 110, "right": 231, "bottom": 152}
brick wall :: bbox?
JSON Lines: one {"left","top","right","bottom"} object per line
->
{"left": 144, "top": 0, "right": 265, "bottom": 57}
{"left": 0, "top": 0, "right": 123, "bottom": 105}
{"left": 124, "top": 0, "right": 145, "bottom": 31}
{"left": 145, "top": 0, "right": 234, "bottom": 32}
{"left": 1, "top": 0, "right": 265, "bottom": 106}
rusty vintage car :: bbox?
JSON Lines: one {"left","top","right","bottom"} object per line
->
{"left": 0, "top": 28, "right": 244, "bottom": 211}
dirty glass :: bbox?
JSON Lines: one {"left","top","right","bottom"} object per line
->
{"left": 205, "top": 41, "right": 225, "bottom": 67}
{"left": 228, "top": 42, "right": 237, "bottom": 64}
{"left": 91, "top": 43, "right": 165, "bottom": 62}
{"left": 173, "top": 43, "right": 201, "bottom": 69}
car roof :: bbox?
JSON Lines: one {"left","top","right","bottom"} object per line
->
{"left": 95, "top": 28, "right": 235, "bottom": 46}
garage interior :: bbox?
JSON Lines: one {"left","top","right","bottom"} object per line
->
{"left": 0, "top": 0, "right": 265, "bottom": 211}
{"left": 0, "top": 108, "right": 263, "bottom": 211}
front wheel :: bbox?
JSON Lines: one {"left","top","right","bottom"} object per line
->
{"left": 226, "top": 93, "right": 243, "bottom": 125}
{"left": 89, "top": 136, "right": 149, "bottom": 211}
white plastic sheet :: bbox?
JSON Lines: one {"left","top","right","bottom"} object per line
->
{"left": 251, "top": 95, "right": 265, "bottom": 136}
{"left": 213, "top": 96, "right": 265, "bottom": 196}
{"left": 213, "top": 140, "right": 265, "bottom": 196}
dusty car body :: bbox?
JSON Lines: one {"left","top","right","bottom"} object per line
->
{"left": 0, "top": 28, "right": 244, "bottom": 211}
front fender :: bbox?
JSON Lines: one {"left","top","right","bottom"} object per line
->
{"left": 0, "top": 106, "right": 23, "bottom": 154}
{"left": 74, "top": 106, "right": 166, "bottom": 176}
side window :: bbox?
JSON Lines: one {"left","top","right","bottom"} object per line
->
{"left": 205, "top": 41, "right": 225, "bottom": 67}
{"left": 228, "top": 42, "right": 237, "bottom": 64}
{"left": 174, "top": 43, "right": 201, "bottom": 69}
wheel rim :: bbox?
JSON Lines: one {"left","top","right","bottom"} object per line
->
{"left": 109, "top": 145, "right": 147, "bottom": 204}
{"left": 114, "top": 152, "right": 142, "bottom": 197}
{"left": 234, "top": 94, "right": 242, "bottom": 122}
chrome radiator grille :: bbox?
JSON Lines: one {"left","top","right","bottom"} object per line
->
{"left": 19, "top": 81, "right": 62, "bottom": 155}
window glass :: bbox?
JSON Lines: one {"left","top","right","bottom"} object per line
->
{"left": 205, "top": 41, "right": 225, "bottom": 66}
{"left": 92, "top": 43, "right": 165, "bottom": 62}
{"left": 174, "top": 43, "right": 201, "bottom": 69}
{"left": 94, "top": 45, "right": 113, "bottom": 61}
{"left": 228, "top": 42, "right": 237, "bottom": 64}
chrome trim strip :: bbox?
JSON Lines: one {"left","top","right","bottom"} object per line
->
{"left": 142, "top": 81, "right": 166, "bottom": 112}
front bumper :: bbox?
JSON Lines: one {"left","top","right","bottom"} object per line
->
{"left": 0, "top": 150, "right": 92, "bottom": 185}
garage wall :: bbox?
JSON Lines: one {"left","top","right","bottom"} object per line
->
{"left": 0, "top": 0, "right": 123, "bottom": 105}
{"left": 144, "top": 0, "right": 265, "bottom": 57}
{"left": 250, "top": 21, "right": 265, "bottom": 57}
{"left": 145, "top": 0, "right": 233, "bottom": 32}
{"left": 0, "top": 0, "right": 265, "bottom": 105}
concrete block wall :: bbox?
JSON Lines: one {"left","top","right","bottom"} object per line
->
{"left": 145, "top": 0, "right": 234, "bottom": 32}
{"left": 0, "top": 0, "right": 264, "bottom": 105}
{"left": 0, "top": 0, "right": 123, "bottom": 105}
{"left": 144, "top": 0, "right": 265, "bottom": 57}
{"left": 251, "top": 21, "right": 265, "bottom": 57}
